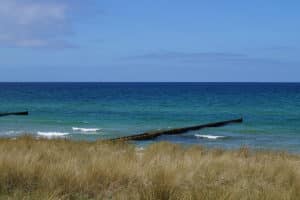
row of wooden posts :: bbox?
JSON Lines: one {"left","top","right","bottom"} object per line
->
{"left": 0, "top": 111, "right": 243, "bottom": 141}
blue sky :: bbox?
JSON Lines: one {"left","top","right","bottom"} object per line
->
{"left": 1, "top": 0, "right": 300, "bottom": 81}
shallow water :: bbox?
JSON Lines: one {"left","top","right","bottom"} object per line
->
{"left": 0, "top": 83, "right": 300, "bottom": 152}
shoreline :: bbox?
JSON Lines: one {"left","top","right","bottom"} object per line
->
{"left": 0, "top": 136, "right": 299, "bottom": 199}
{"left": 5, "top": 134, "right": 300, "bottom": 154}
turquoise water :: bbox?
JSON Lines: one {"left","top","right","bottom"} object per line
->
{"left": 0, "top": 83, "right": 300, "bottom": 152}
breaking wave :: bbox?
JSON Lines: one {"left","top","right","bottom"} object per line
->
{"left": 72, "top": 127, "right": 101, "bottom": 132}
{"left": 37, "top": 132, "right": 69, "bottom": 138}
{"left": 195, "top": 134, "right": 227, "bottom": 140}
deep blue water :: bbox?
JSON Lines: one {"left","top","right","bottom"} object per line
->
{"left": 0, "top": 83, "right": 300, "bottom": 152}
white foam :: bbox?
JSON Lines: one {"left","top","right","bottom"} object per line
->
{"left": 195, "top": 134, "right": 226, "bottom": 140}
{"left": 5, "top": 130, "right": 21, "bottom": 135}
{"left": 72, "top": 127, "right": 101, "bottom": 132}
{"left": 135, "top": 147, "right": 144, "bottom": 151}
{"left": 37, "top": 131, "right": 69, "bottom": 138}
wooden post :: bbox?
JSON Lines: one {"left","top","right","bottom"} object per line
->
{"left": 110, "top": 118, "right": 243, "bottom": 141}
{"left": 0, "top": 111, "right": 29, "bottom": 117}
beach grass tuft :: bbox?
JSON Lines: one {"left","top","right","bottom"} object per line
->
{"left": 0, "top": 136, "right": 299, "bottom": 199}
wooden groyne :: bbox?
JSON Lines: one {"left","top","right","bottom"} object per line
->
{"left": 110, "top": 118, "right": 243, "bottom": 141}
{"left": 0, "top": 111, "right": 29, "bottom": 117}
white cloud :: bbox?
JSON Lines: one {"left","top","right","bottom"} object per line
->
{"left": 0, "top": 0, "right": 66, "bottom": 25}
{"left": 0, "top": 0, "right": 79, "bottom": 48}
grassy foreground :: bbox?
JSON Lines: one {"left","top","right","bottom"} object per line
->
{"left": 0, "top": 137, "right": 300, "bottom": 199}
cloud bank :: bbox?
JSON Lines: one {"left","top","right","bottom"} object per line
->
{"left": 129, "top": 52, "right": 247, "bottom": 61}
{"left": 0, "top": 0, "right": 87, "bottom": 48}
{"left": 126, "top": 51, "right": 285, "bottom": 65}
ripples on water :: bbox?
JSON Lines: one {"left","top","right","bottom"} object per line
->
{"left": 0, "top": 83, "right": 300, "bottom": 152}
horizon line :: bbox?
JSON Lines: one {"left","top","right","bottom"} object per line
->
{"left": 0, "top": 81, "right": 300, "bottom": 83}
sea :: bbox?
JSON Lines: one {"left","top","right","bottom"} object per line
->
{"left": 0, "top": 83, "right": 300, "bottom": 152}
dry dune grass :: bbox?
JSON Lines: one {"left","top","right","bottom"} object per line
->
{"left": 0, "top": 136, "right": 300, "bottom": 199}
